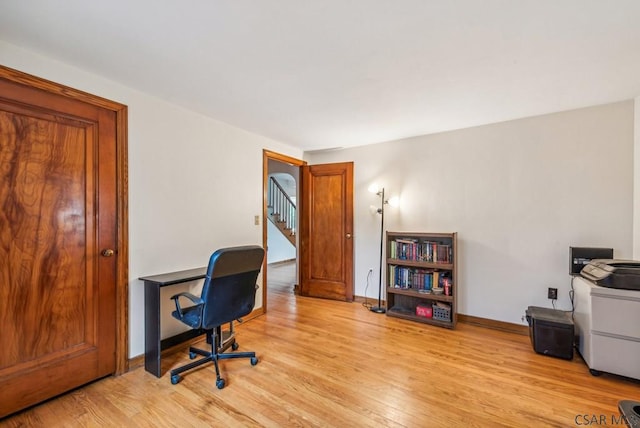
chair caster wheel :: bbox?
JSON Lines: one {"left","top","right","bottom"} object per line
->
{"left": 216, "top": 378, "right": 225, "bottom": 389}
{"left": 171, "top": 374, "right": 181, "bottom": 385}
{"left": 189, "top": 352, "right": 197, "bottom": 359}
{"left": 232, "top": 342, "right": 239, "bottom": 351}
{"left": 251, "top": 356, "right": 259, "bottom": 366}
{"left": 589, "top": 368, "right": 602, "bottom": 376}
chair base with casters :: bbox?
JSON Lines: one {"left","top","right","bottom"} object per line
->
{"left": 169, "top": 322, "right": 259, "bottom": 389}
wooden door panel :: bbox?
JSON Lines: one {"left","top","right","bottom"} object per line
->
{"left": 0, "top": 110, "right": 94, "bottom": 371}
{"left": 0, "top": 74, "right": 118, "bottom": 417}
{"left": 300, "top": 162, "right": 354, "bottom": 301}
{"left": 309, "top": 175, "right": 346, "bottom": 292}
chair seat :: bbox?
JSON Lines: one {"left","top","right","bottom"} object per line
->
{"left": 171, "top": 306, "right": 202, "bottom": 329}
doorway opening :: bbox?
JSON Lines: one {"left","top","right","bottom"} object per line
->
{"left": 262, "top": 150, "right": 305, "bottom": 312}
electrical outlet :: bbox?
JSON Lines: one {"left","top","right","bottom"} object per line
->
{"left": 548, "top": 287, "right": 558, "bottom": 300}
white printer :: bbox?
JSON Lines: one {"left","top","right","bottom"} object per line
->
{"left": 580, "top": 259, "right": 640, "bottom": 291}
{"left": 573, "top": 260, "right": 640, "bottom": 380}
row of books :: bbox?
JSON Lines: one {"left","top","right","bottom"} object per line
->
{"left": 388, "top": 266, "right": 453, "bottom": 295}
{"left": 389, "top": 239, "right": 452, "bottom": 263}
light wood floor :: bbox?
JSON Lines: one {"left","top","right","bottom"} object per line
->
{"left": 2, "top": 262, "right": 638, "bottom": 427}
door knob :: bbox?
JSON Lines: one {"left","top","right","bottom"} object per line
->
{"left": 346, "top": 233, "right": 352, "bottom": 239}
{"left": 101, "top": 249, "right": 115, "bottom": 257}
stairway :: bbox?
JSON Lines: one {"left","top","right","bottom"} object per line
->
{"left": 267, "top": 176, "right": 296, "bottom": 247}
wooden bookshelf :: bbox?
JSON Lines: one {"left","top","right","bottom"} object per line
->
{"left": 386, "top": 232, "right": 458, "bottom": 329}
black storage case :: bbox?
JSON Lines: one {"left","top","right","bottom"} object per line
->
{"left": 569, "top": 246, "right": 613, "bottom": 275}
{"left": 525, "top": 306, "right": 574, "bottom": 360}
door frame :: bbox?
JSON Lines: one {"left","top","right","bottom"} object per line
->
{"left": 0, "top": 65, "right": 129, "bottom": 375}
{"left": 262, "top": 150, "right": 306, "bottom": 312}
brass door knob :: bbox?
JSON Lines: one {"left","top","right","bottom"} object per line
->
{"left": 101, "top": 249, "right": 115, "bottom": 257}
{"left": 346, "top": 233, "right": 352, "bottom": 239}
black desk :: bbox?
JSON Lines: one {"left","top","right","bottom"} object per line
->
{"left": 139, "top": 267, "right": 207, "bottom": 377}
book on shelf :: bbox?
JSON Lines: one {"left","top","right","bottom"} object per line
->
{"left": 388, "top": 266, "right": 453, "bottom": 296}
{"left": 389, "top": 239, "right": 453, "bottom": 263}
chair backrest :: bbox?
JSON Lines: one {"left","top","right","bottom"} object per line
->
{"left": 200, "top": 245, "right": 265, "bottom": 329}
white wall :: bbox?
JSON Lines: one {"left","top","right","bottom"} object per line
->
{"left": 0, "top": 41, "right": 303, "bottom": 358}
{"left": 266, "top": 220, "right": 296, "bottom": 263}
{"left": 306, "top": 101, "right": 634, "bottom": 325}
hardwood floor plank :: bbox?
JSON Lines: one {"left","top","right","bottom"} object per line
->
{"left": 2, "top": 261, "right": 638, "bottom": 427}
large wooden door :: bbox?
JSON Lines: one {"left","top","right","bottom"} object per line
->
{"left": 299, "top": 162, "right": 354, "bottom": 301}
{"left": 0, "top": 68, "right": 127, "bottom": 417}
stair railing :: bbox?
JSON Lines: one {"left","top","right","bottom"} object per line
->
{"left": 268, "top": 176, "right": 296, "bottom": 235}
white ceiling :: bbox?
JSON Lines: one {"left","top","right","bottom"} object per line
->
{"left": 2, "top": 1, "right": 640, "bottom": 151}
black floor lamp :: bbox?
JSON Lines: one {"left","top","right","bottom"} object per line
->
{"left": 370, "top": 187, "right": 387, "bottom": 314}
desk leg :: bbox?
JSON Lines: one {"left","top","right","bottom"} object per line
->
{"left": 144, "top": 281, "right": 162, "bottom": 377}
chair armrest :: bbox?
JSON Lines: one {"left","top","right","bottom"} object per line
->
{"left": 170, "top": 292, "right": 204, "bottom": 318}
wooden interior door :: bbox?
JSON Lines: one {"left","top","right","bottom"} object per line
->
{"left": 299, "top": 162, "right": 354, "bottom": 301}
{"left": 0, "top": 69, "right": 126, "bottom": 417}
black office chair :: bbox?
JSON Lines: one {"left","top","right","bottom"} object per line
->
{"left": 169, "top": 245, "right": 265, "bottom": 389}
